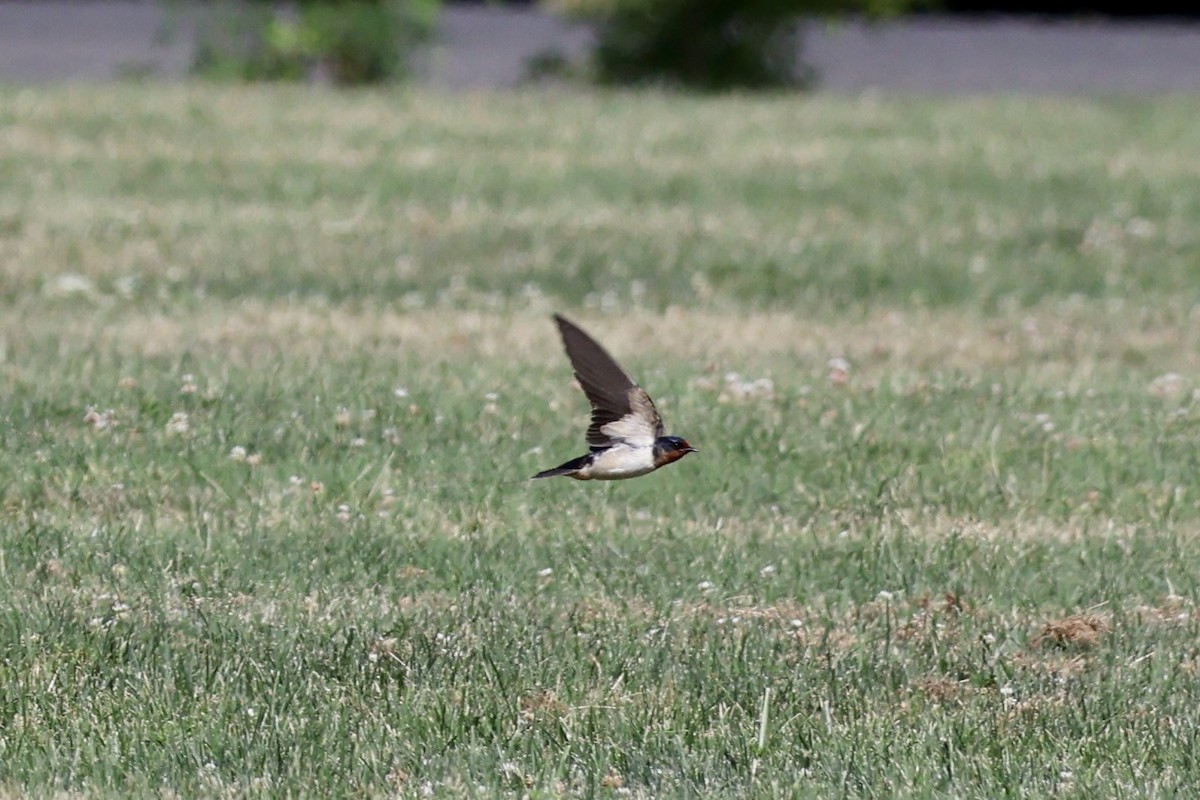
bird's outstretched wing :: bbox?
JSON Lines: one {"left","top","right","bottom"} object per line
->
{"left": 554, "top": 314, "right": 664, "bottom": 448}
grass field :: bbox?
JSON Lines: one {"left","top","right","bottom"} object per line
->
{"left": 2, "top": 84, "right": 1200, "bottom": 797}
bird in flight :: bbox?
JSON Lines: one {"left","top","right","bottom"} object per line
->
{"left": 532, "top": 314, "right": 697, "bottom": 481}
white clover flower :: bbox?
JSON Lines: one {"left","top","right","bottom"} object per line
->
{"left": 83, "top": 406, "right": 115, "bottom": 431}
{"left": 720, "top": 372, "right": 776, "bottom": 403}
{"left": 828, "top": 357, "right": 850, "bottom": 387}
{"left": 1149, "top": 372, "right": 1186, "bottom": 398}
{"left": 165, "top": 411, "right": 189, "bottom": 436}
{"left": 1126, "top": 217, "right": 1156, "bottom": 238}
{"left": 47, "top": 273, "right": 95, "bottom": 296}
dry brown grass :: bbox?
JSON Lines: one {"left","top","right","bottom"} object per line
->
{"left": 7, "top": 302, "right": 1200, "bottom": 385}
{"left": 1034, "top": 613, "right": 1110, "bottom": 649}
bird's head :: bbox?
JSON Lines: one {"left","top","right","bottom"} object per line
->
{"left": 654, "top": 435, "right": 698, "bottom": 466}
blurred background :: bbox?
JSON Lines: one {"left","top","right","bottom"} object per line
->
{"left": 0, "top": 0, "right": 1197, "bottom": 93}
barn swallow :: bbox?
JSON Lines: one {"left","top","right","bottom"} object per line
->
{"left": 532, "top": 314, "right": 696, "bottom": 481}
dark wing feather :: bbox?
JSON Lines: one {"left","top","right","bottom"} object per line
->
{"left": 554, "top": 314, "right": 664, "bottom": 447}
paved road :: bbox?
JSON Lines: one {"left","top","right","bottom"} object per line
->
{"left": 1, "top": 1, "right": 1198, "bottom": 92}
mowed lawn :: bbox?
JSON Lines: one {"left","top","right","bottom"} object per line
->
{"left": 2, "top": 84, "right": 1200, "bottom": 797}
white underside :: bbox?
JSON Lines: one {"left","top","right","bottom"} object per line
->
{"left": 575, "top": 444, "right": 658, "bottom": 480}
